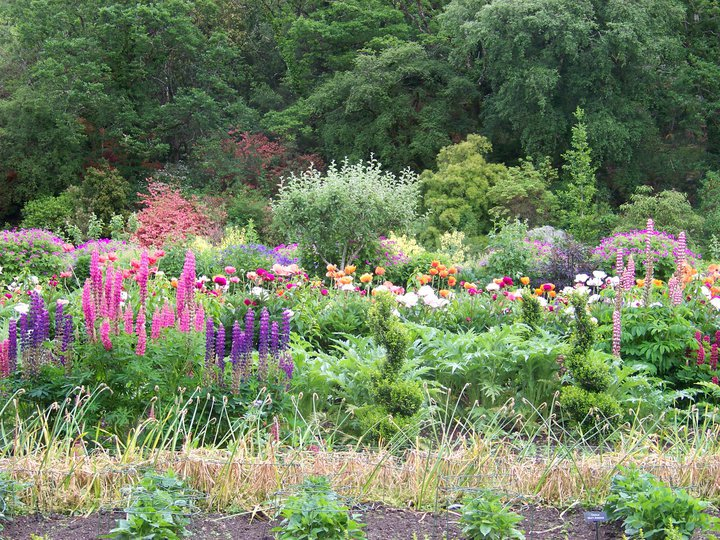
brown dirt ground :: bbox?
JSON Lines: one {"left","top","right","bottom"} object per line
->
{"left": 0, "top": 503, "right": 629, "bottom": 540}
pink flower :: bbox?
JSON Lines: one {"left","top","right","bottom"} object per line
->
{"left": 60, "top": 271, "right": 72, "bottom": 279}
{"left": 136, "top": 308, "right": 147, "bottom": 356}
{"left": 124, "top": 304, "right": 134, "bottom": 334}
{"left": 214, "top": 275, "right": 227, "bottom": 286}
{"left": 62, "top": 243, "right": 74, "bottom": 253}
{"left": 320, "top": 289, "right": 328, "bottom": 296}
{"left": 244, "top": 298, "right": 252, "bottom": 306}
{"left": 100, "top": 319, "right": 112, "bottom": 351}
{"left": 502, "top": 276, "right": 513, "bottom": 286}
{"left": 230, "top": 276, "right": 240, "bottom": 284}
{"left": 224, "top": 266, "right": 236, "bottom": 275}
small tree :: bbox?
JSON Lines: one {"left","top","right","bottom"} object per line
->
{"left": 273, "top": 159, "right": 419, "bottom": 268}
{"left": 557, "top": 108, "right": 599, "bottom": 243}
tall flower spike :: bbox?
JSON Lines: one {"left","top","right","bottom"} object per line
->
{"left": 258, "top": 308, "right": 270, "bottom": 380}
{"left": 194, "top": 306, "right": 205, "bottom": 333}
{"left": 136, "top": 307, "right": 147, "bottom": 356}
{"left": 215, "top": 323, "right": 226, "bottom": 382}
{"left": 124, "top": 304, "right": 134, "bottom": 334}
{"left": 643, "top": 222, "right": 654, "bottom": 305}
{"left": 90, "top": 251, "right": 102, "bottom": 309}
{"left": 205, "top": 318, "right": 215, "bottom": 369}
{"left": 7, "top": 319, "right": 17, "bottom": 372}
{"left": 100, "top": 319, "right": 112, "bottom": 351}
{"left": 281, "top": 310, "right": 291, "bottom": 351}
{"left": 82, "top": 279, "right": 96, "bottom": 340}
{"left": 244, "top": 308, "right": 255, "bottom": 350}
{"left": 137, "top": 250, "right": 150, "bottom": 306}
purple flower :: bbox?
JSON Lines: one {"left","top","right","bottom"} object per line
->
{"left": 258, "top": 308, "right": 270, "bottom": 380}
{"left": 215, "top": 323, "right": 226, "bottom": 375}
{"left": 205, "top": 317, "right": 215, "bottom": 368}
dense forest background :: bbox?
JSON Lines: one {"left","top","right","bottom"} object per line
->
{"left": 1, "top": 0, "right": 719, "bottom": 248}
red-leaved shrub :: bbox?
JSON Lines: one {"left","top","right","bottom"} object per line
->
{"left": 134, "top": 181, "right": 222, "bottom": 247}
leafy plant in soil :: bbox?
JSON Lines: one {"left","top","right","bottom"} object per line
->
{"left": 605, "top": 464, "right": 720, "bottom": 539}
{"left": 273, "top": 476, "right": 366, "bottom": 540}
{"left": 460, "top": 490, "right": 525, "bottom": 540}
{"left": 104, "top": 470, "right": 196, "bottom": 540}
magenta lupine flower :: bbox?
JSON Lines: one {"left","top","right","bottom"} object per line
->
{"left": 112, "top": 271, "right": 123, "bottom": 321}
{"left": 194, "top": 306, "right": 205, "bottom": 332}
{"left": 100, "top": 319, "right": 112, "bottom": 351}
{"left": 102, "top": 265, "right": 113, "bottom": 318}
{"left": 711, "top": 343, "right": 718, "bottom": 371}
{"left": 124, "top": 304, "right": 134, "bottom": 334}
{"left": 697, "top": 332, "right": 706, "bottom": 365}
{"left": 82, "top": 279, "right": 97, "bottom": 340}
{"left": 676, "top": 231, "right": 687, "bottom": 269}
{"left": 612, "top": 309, "right": 622, "bottom": 357}
{"left": 0, "top": 340, "right": 9, "bottom": 377}
{"left": 622, "top": 256, "right": 635, "bottom": 291}
{"left": 136, "top": 308, "right": 147, "bottom": 356}
{"left": 161, "top": 302, "right": 175, "bottom": 328}
{"left": 7, "top": 319, "right": 17, "bottom": 372}
{"left": 90, "top": 251, "right": 102, "bottom": 309}
{"left": 177, "top": 250, "right": 196, "bottom": 315}
{"left": 615, "top": 248, "right": 624, "bottom": 277}
{"left": 137, "top": 250, "right": 150, "bottom": 306}
{"left": 179, "top": 308, "right": 190, "bottom": 333}
{"left": 151, "top": 308, "right": 161, "bottom": 339}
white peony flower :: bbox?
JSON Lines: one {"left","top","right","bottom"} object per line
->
{"left": 649, "top": 302, "right": 663, "bottom": 308}
{"left": 564, "top": 306, "right": 575, "bottom": 315}
{"left": 711, "top": 297, "right": 720, "bottom": 311}
{"left": 13, "top": 303, "right": 29, "bottom": 314}
{"left": 417, "top": 285, "right": 434, "bottom": 297}
{"left": 373, "top": 285, "right": 389, "bottom": 294}
{"left": 701, "top": 286, "right": 712, "bottom": 299}
{"left": 593, "top": 270, "right": 607, "bottom": 280}
{"left": 606, "top": 276, "right": 620, "bottom": 287}
{"left": 562, "top": 286, "right": 576, "bottom": 296}
{"left": 586, "top": 278, "right": 603, "bottom": 287}
{"left": 537, "top": 297, "right": 548, "bottom": 307}
{"left": 575, "top": 274, "right": 589, "bottom": 283}
{"left": 396, "top": 292, "right": 419, "bottom": 308}
{"left": 485, "top": 282, "right": 500, "bottom": 291}
{"left": 251, "top": 286, "right": 269, "bottom": 299}
{"left": 588, "top": 294, "right": 601, "bottom": 304}
{"left": 341, "top": 284, "right": 355, "bottom": 291}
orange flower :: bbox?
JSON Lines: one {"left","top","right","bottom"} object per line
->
{"left": 447, "top": 266, "right": 457, "bottom": 275}
{"left": 439, "top": 269, "right": 449, "bottom": 278}
{"left": 429, "top": 268, "right": 439, "bottom": 276}
{"left": 439, "top": 289, "right": 450, "bottom": 298}
{"left": 463, "top": 281, "right": 475, "bottom": 290}
{"left": 431, "top": 260, "right": 440, "bottom": 268}
{"left": 437, "top": 264, "right": 447, "bottom": 272}
{"left": 360, "top": 273, "right": 373, "bottom": 284}
{"left": 326, "top": 264, "right": 337, "bottom": 272}
{"left": 652, "top": 279, "right": 663, "bottom": 287}
{"left": 534, "top": 287, "right": 543, "bottom": 295}
{"left": 419, "top": 275, "right": 432, "bottom": 285}
{"left": 549, "top": 290, "right": 556, "bottom": 298}
{"left": 340, "top": 276, "right": 353, "bottom": 285}
{"left": 520, "top": 276, "right": 530, "bottom": 286}
{"left": 170, "top": 278, "right": 178, "bottom": 288}
{"left": 277, "top": 289, "right": 285, "bottom": 297}
{"left": 493, "top": 278, "right": 503, "bottom": 285}
{"left": 344, "top": 265, "right": 356, "bottom": 275}
{"left": 448, "top": 276, "right": 457, "bottom": 287}
{"left": 375, "top": 266, "right": 386, "bottom": 276}
{"left": 636, "top": 279, "right": 645, "bottom": 287}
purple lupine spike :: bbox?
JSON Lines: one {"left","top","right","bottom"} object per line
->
{"left": 205, "top": 317, "right": 215, "bottom": 367}
{"left": 55, "top": 301, "right": 64, "bottom": 341}
{"left": 215, "top": 323, "right": 226, "bottom": 380}
{"left": 8, "top": 319, "right": 17, "bottom": 372}
{"left": 241, "top": 327, "right": 252, "bottom": 381}
{"left": 19, "top": 312, "right": 29, "bottom": 350}
{"left": 258, "top": 308, "right": 270, "bottom": 380}
{"left": 279, "top": 354, "right": 294, "bottom": 381}
{"left": 281, "top": 310, "right": 291, "bottom": 351}
{"left": 60, "top": 314, "right": 73, "bottom": 366}
{"left": 231, "top": 321, "right": 242, "bottom": 367}
{"left": 38, "top": 308, "right": 50, "bottom": 345}
{"left": 270, "top": 321, "right": 279, "bottom": 358}
{"left": 244, "top": 308, "right": 255, "bottom": 350}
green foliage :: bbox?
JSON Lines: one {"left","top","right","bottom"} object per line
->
{"left": 273, "top": 159, "right": 419, "bottom": 268}
{"left": 556, "top": 108, "right": 601, "bottom": 243}
{"left": 460, "top": 491, "right": 525, "bottom": 540}
{"left": 421, "top": 135, "right": 509, "bottom": 245}
{"left": 565, "top": 350, "right": 613, "bottom": 393}
{"left": 569, "top": 293, "right": 595, "bottom": 355}
{"left": 559, "top": 385, "right": 621, "bottom": 425}
{"left": 520, "top": 292, "right": 542, "bottom": 331}
{"left": 615, "top": 187, "right": 703, "bottom": 240}
{"left": 20, "top": 193, "right": 74, "bottom": 237}
{"left": 487, "top": 158, "right": 557, "bottom": 226}
{"left": 273, "top": 476, "right": 366, "bottom": 540}
{"left": 606, "top": 465, "right": 720, "bottom": 539}
{"left": 80, "top": 165, "right": 132, "bottom": 226}
{"left": 105, "top": 471, "right": 195, "bottom": 540}
{"left": 0, "top": 473, "right": 28, "bottom": 531}
{"left": 482, "top": 220, "right": 535, "bottom": 280}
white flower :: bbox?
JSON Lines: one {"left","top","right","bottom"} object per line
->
{"left": 155, "top": 271, "right": 165, "bottom": 277}
{"left": 606, "top": 276, "right": 620, "bottom": 287}
{"left": 373, "top": 285, "right": 389, "bottom": 294}
{"left": 56, "top": 299, "right": 69, "bottom": 306}
{"left": 711, "top": 297, "right": 720, "bottom": 311}
{"left": 424, "top": 295, "right": 449, "bottom": 309}
{"left": 485, "top": 282, "right": 500, "bottom": 291}
{"left": 702, "top": 286, "right": 712, "bottom": 299}
{"left": 649, "top": 302, "right": 663, "bottom": 308}
{"left": 590, "top": 317, "right": 598, "bottom": 325}
{"left": 422, "top": 293, "right": 439, "bottom": 306}
{"left": 586, "top": 278, "right": 602, "bottom": 287}
{"left": 593, "top": 270, "right": 607, "bottom": 280}
{"left": 396, "top": 292, "right": 419, "bottom": 308}
{"left": 537, "top": 297, "right": 548, "bottom": 307}
{"left": 285, "top": 309, "right": 295, "bottom": 318}
{"left": 630, "top": 300, "right": 643, "bottom": 308}
{"left": 564, "top": 306, "right": 575, "bottom": 315}
{"left": 417, "top": 285, "right": 434, "bottom": 298}
{"left": 121, "top": 291, "right": 128, "bottom": 301}
{"left": 13, "top": 303, "right": 29, "bottom": 314}
{"left": 30, "top": 276, "right": 39, "bottom": 285}
{"left": 341, "top": 284, "right": 354, "bottom": 291}
{"left": 562, "top": 286, "right": 576, "bottom": 296}
{"left": 251, "top": 286, "right": 268, "bottom": 299}
{"left": 575, "top": 274, "right": 589, "bottom": 283}
{"left": 588, "top": 294, "right": 601, "bottom": 304}
{"left": 575, "top": 285, "right": 590, "bottom": 295}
